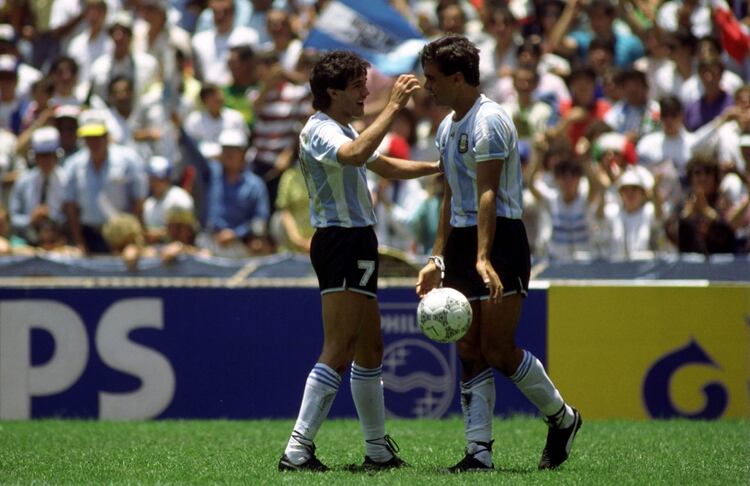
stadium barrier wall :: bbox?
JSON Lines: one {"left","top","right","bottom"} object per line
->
{"left": 0, "top": 283, "right": 747, "bottom": 420}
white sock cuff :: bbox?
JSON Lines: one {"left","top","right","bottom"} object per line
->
{"left": 310, "top": 362, "right": 342, "bottom": 390}
{"left": 509, "top": 350, "right": 534, "bottom": 383}
{"left": 351, "top": 363, "right": 382, "bottom": 382}
{"left": 462, "top": 368, "right": 494, "bottom": 390}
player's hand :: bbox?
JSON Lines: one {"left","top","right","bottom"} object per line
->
{"left": 416, "top": 261, "right": 441, "bottom": 297}
{"left": 476, "top": 259, "right": 503, "bottom": 303}
{"left": 389, "top": 74, "right": 421, "bottom": 109}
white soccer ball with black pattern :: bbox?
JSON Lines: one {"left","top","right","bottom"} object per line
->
{"left": 417, "top": 287, "right": 472, "bottom": 343}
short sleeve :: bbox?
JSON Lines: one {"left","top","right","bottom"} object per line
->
{"left": 473, "top": 109, "right": 511, "bottom": 162}
{"left": 308, "top": 122, "right": 355, "bottom": 167}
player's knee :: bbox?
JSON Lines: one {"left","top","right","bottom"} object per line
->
{"left": 481, "top": 343, "right": 518, "bottom": 376}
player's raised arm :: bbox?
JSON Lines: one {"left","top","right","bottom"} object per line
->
{"left": 336, "top": 74, "right": 420, "bottom": 166}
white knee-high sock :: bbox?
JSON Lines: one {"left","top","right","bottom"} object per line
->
{"left": 285, "top": 363, "right": 341, "bottom": 464}
{"left": 350, "top": 363, "right": 392, "bottom": 462}
{"left": 460, "top": 368, "right": 495, "bottom": 466}
{"left": 510, "top": 350, "right": 574, "bottom": 428}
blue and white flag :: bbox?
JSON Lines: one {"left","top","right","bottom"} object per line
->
{"left": 303, "top": 0, "right": 427, "bottom": 76}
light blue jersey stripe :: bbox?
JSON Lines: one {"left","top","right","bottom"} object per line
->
{"left": 299, "top": 112, "right": 376, "bottom": 228}
{"left": 436, "top": 95, "right": 523, "bottom": 227}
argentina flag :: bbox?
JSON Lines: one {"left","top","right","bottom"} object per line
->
{"left": 304, "top": 0, "right": 427, "bottom": 76}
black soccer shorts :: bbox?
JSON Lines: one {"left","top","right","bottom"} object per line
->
{"left": 310, "top": 225, "right": 379, "bottom": 298}
{"left": 443, "top": 217, "right": 531, "bottom": 301}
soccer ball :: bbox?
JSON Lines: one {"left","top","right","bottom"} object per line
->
{"left": 417, "top": 287, "right": 472, "bottom": 343}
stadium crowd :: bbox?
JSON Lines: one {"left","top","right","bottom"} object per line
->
{"left": 0, "top": 0, "right": 748, "bottom": 266}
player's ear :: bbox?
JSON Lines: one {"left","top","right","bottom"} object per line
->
{"left": 326, "top": 87, "right": 339, "bottom": 102}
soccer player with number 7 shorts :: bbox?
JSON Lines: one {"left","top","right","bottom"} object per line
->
{"left": 415, "top": 35, "right": 582, "bottom": 472}
{"left": 278, "top": 50, "right": 440, "bottom": 472}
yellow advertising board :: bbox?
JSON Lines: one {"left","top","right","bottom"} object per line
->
{"left": 547, "top": 285, "right": 750, "bottom": 419}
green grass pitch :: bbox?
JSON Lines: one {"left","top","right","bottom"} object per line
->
{"left": 1, "top": 418, "right": 748, "bottom": 485}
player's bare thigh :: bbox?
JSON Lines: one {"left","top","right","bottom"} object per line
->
{"left": 479, "top": 294, "right": 524, "bottom": 376}
{"left": 319, "top": 290, "right": 369, "bottom": 373}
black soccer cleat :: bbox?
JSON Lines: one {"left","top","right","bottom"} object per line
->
{"left": 361, "top": 453, "right": 408, "bottom": 470}
{"left": 278, "top": 453, "right": 329, "bottom": 472}
{"left": 278, "top": 435, "right": 329, "bottom": 472}
{"left": 538, "top": 407, "right": 582, "bottom": 470}
{"left": 446, "top": 440, "right": 494, "bottom": 472}
{"left": 353, "top": 434, "right": 408, "bottom": 471}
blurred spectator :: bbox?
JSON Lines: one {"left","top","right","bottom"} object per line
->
{"left": 551, "top": 66, "right": 611, "bottom": 146}
{"left": 142, "top": 155, "right": 194, "bottom": 244}
{"left": 0, "top": 23, "right": 41, "bottom": 98}
{"left": 191, "top": 0, "right": 260, "bottom": 86}
{"left": 0, "top": 54, "right": 27, "bottom": 134}
{"left": 65, "top": 0, "right": 112, "bottom": 86}
{"left": 191, "top": 128, "right": 271, "bottom": 257}
{"left": 224, "top": 44, "right": 261, "bottom": 130}
{"left": 9, "top": 126, "right": 68, "bottom": 245}
{"left": 89, "top": 10, "right": 160, "bottom": 102}
{"left": 63, "top": 110, "right": 148, "bottom": 254}
{"left": 185, "top": 83, "right": 247, "bottom": 157}
{"left": 550, "top": 0, "right": 644, "bottom": 68}
{"left": 263, "top": 8, "right": 303, "bottom": 73}
{"left": 271, "top": 145, "right": 313, "bottom": 253}
{"left": 656, "top": 0, "right": 712, "bottom": 39}
{"left": 407, "top": 172, "right": 443, "bottom": 255}
{"left": 160, "top": 205, "right": 211, "bottom": 263}
{"left": 603, "top": 69, "right": 660, "bottom": 140}
{"left": 500, "top": 65, "right": 554, "bottom": 147}
{"left": 527, "top": 157, "right": 603, "bottom": 261}
{"left": 102, "top": 212, "right": 157, "bottom": 270}
{"left": 596, "top": 166, "right": 665, "bottom": 259}
{"left": 53, "top": 104, "right": 81, "bottom": 158}
{"left": 48, "top": 55, "right": 85, "bottom": 106}
{"left": 671, "top": 156, "right": 739, "bottom": 253}
{"left": 477, "top": 4, "right": 518, "bottom": 87}
{"left": 683, "top": 57, "right": 735, "bottom": 131}
{"left": 0, "top": 204, "right": 28, "bottom": 254}
{"left": 132, "top": 0, "right": 193, "bottom": 87}
{"left": 250, "top": 51, "right": 313, "bottom": 205}
{"left": 717, "top": 85, "right": 750, "bottom": 171}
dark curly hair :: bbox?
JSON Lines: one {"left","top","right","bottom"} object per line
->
{"left": 309, "top": 51, "right": 370, "bottom": 111}
{"left": 419, "top": 34, "right": 480, "bottom": 87}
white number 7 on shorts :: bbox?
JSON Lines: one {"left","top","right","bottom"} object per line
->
{"left": 357, "top": 260, "right": 375, "bottom": 286}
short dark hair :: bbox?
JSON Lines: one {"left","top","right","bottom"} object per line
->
{"left": 199, "top": 83, "right": 221, "bottom": 101}
{"left": 589, "top": 36, "right": 615, "bottom": 56}
{"left": 309, "top": 50, "right": 369, "bottom": 111}
{"left": 616, "top": 68, "right": 647, "bottom": 87}
{"left": 566, "top": 65, "right": 597, "bottom": 86}
{"left": 420, "top": 34, "right": 480, "bottom": 87}
{"left": 659, "top": 95, "right": 683, "bottom": 116}
{"left": 554, "top": 159, "right": 583, "bottom": 177}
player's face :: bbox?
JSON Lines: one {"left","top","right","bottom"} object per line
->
{"left": 422, "top": 62, "right": 453, "bottom": 107}
{"left": 331, "top": 73, "right": 369, "bottom": 120}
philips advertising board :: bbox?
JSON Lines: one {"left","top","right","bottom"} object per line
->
{"left": 0, "top": 287, "right": 547, "bottom": 420}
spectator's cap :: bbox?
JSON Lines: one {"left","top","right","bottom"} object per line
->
{"left": 228, "top": 29, "right": 258, "bottom": 49}
{"left": 77, "top": 110, "right": 109, "bottom": 137}
{"left": 0, "top": 54, "right": 18, "bottom": 73}
{"left": 167, "top": 206, "right": 197, "bottom": 227}
{"left": 109, "top": 10, "right": 134, "bottom": 32}
{"left": 739, "top": 134, "right": 750, "bottom": 148}
{"left": 54, "top": 104, "right": 81, "bottom": 120}
{"left": 31, "top": 127, "right": 61, "bottom": 154}
{"left": 219, "top": 128, "right": 248, "bottom": 148}
{"left": 147, "top": 155, "right": 172, "bottom": 179}
{"left": 199, "top": 141, "right": 221, "bottom": 159}
{"left": 593, "top": 132, "right": 637, "bottom": 164}
{"left": 617, "top": 167, "right": 646, "bottom": 190}
{"left": 0, "top": 24, "right": 15, "bottom": 44}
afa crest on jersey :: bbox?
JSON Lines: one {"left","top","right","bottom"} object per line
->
{"left": 458, "top": 133, "right": 469, "bottom": 153}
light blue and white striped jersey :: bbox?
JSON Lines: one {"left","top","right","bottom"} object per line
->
{"left": 435, "top": 94, "right": 523, "bottom": 227}
{"left": 299, "top": 112, "right": 378, "bottom": 228}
